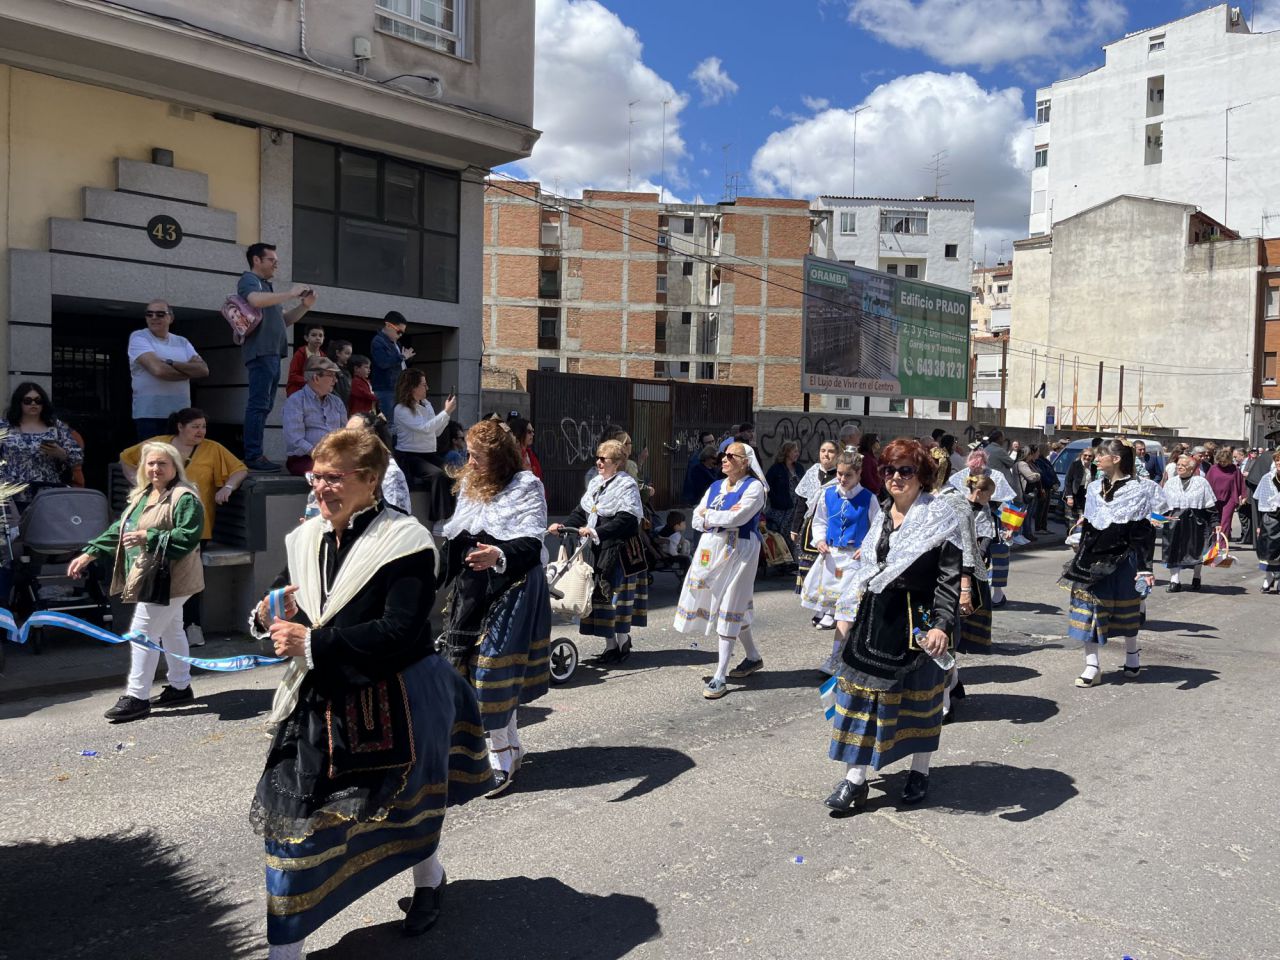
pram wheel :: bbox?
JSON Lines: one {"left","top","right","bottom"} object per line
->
{"left": 549, "top": 637, "right": 579, "bottom": 684}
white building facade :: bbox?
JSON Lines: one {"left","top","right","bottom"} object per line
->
{"left": 1029, "top": 4, "right": 1280, "bottom": 237}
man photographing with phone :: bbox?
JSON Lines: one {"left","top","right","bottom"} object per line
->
{"left": 239, "top": 242, "right": 318, "bottom": 472}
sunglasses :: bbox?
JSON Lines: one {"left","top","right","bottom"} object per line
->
{"left": 721, "top": 452, "right": 744, "bottom": 461}
{"left": 596, "top": 456, "right": 618, "bottom": 464}
{"left": 879, "top": 464, "right": 918, "bottom": 480}
{"left": 21, "top": 396, "right": 43, "bottom": 405}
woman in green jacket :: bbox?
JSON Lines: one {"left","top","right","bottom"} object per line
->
{"left": 68, "top": 441, "right": 204, "bottom": 723}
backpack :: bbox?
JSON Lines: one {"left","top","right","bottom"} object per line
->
{"left": 220, "top": 294, "right": 262, "bottom": 345}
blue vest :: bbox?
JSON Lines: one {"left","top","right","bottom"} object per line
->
{"left": 706, "top": 476, "right": 763, "bottom": 540}
{"left": 822, "top": 484, "right": 874, "bottom": 549}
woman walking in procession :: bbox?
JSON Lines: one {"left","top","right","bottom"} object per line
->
{"left": 247, "top": 429, "right": 490, "bottom": 957}
{"left": 823, "top": 439, "right": 963, "bottom": 814}
{"left": 939, "top": 474, "right": 998, "bottom": 723}
{"left": 1254, "top": 450, "right": 1280, "bottom": 593}
{"left": 441, "top": 419, "right": 552, "bottom": 797}
{"left": 1162, "top": 454, "right": 1217, "bottom": 592}
{"left": 675, "top": 442, "right": 769, "bottom": 700}
{"left": 791, "top": 440, "right": 839, "bottom": 619}
{"left": 1061, "top": 439, "right": 1167, "bottom": 687}
{"left": 799, "top": 450, "right": 876, "bottom": 672}
{"left": 950, "top": 448, "right": 1015, "bottom": 607}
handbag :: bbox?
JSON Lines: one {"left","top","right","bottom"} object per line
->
{"left": 129, "top": 530, "right": 172, "bottom": 605}
{"left": 619, "top": 534, "right": 649, "bottom": 576}
{"left": 762, "top": 529, "right": 792, "bottom": 567}
{"left": 1202, "top": 530, "right": 1235, "bottom": 568}
{"left": 220, "top": 294, "right": 262, "bottom": 345}
{"left": 546, "top": 543, "right": 594, "bottom": 619}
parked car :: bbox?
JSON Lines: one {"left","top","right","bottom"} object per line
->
{"left": 1052, "top": 437, "right": 1168, "bottom": 493}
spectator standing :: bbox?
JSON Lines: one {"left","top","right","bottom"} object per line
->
{"left": 281, "top": 357, "right": 347, "bottom": 476}
{"left": 948, "top": 434, "right": 968, "bottom": 475}
{"left": 442, "top": 421, "right": 468, "bottom": 471}
{"left": 684, "top": 445, "right": 721, "bottom": 508}
{"left": 1, "top": 382, "right": 83, "bottom": 510}
{"left": 507, "top": 415, "right": 543, "bottom": 479}
{"left": 858, "top": 433, "right": 883, "bottom": 497}
{"left": 285, "top": 324, "right": 326, "bottom": 397}
{"left": 983, "top": 430, "right": 1023, "bottom": 502}
{"left": 326, "top": 340, "right": 353, "bottom": 409}
{"left": 1065, "top": 448, "right": 1095, "bottom": 522}
{"left": 1015, "top": 447, "right": 1043, "bottom": 542}
{"left": 1163, "top": 443, "right": 1189, "bottom": 482}
{"left": 128, "top": 300, "right": 208, "bottom": 441}
{"left": 347, "top": 354, "right": 377, "bottom": 416}
{"left": 1032, "top": 445, "right": 1058, "bottom": 533}
{"left": 683, "top": 431, "right": 717, "bottom": 502}
{"left": 393, "top": 370, "right": 456, "bottom": 517}
{"left": 1200, "top": 442, "right": 1218, "bottom": 475}
{"left": 764, "top": 440, "right": 802, "bottom": 533}
{"left": 239, "top": 242, "right": 316, "bottom": 472}
{"left": 371, "top": 311, "right": 415, "bottom": 416}
{"left": 1134, "top": 440, "right": 1162, "bottom": 479}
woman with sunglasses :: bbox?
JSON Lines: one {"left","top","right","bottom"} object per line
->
{"left": 550, "top": 439, "right": 647, "bottom": 663}
{"left": 824, "top": 439, "right": 963, "bottom": 814}
{"left": 674, "top": 442, "right": 770, "bottom": 699}
{"left": 1061, "top": 438, "right": 1167, "bottom": 687}
{"left": 791, "top": 440, "right": 840, "bottom": 620}
{"left": 1, "top": 382, "right": 83, "bottom": 511}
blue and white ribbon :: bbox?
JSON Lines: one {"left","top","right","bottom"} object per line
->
{"left": 819, "top": 674, "right": 838, "bottom": 722}
{"left": 0, "top": 607, "right": 286, "bottom": 672}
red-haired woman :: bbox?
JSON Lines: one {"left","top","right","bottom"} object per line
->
{"left": 441, "top": 419, "right": 552, "bottom": 797}
{"left": 825, "top": 438, "right": 963, "bottom": 814}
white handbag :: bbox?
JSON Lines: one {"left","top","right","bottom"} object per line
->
{"left": 546, "top": 542, "right": 594, "bottom": 620}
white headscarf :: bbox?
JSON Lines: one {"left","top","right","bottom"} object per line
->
{"left": 728, "top": 442, "right": 769, "bottom": 496}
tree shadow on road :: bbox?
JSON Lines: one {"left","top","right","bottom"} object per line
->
{"left": 958, "top": 663, "right": 1041, "bottom": 685}
{"left": 310, "top": 877, "right": 660, "bottom": 960}
{"left": 512, "top": 744, "right": 695, "bottom": 802}
{"left": 0, "top": 830, "right": 254, "bottom": 959}
{"left": 872, "top": 761, "right": 1078, "bottom": 823}
{"left": 954, "top": 692, "right": 1059, "bottom": 725}
{"left": 1120, "top": 665, "right": 1220, "bottom": 690}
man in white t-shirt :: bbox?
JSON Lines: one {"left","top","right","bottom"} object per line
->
{"left": 128, "top": 300, "right": 209, "bottom": 440}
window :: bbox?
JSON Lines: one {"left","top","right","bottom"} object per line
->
{"left": 996, "top": 283, "right": 1009, "bottom": 294}
{"left": 539, "top": 269, "right": 560, "bottom": 299}
{"left": 1034, "top": 147, "right": 1049, "bottom": 169}
{"left": 681, "top": 311, "right": 692, "bottom": 324}
{"left": 888, "top": 398, "right": 906, "bottom": 413}
{"left": 839, "top": 212, "right": 857, "bottom": 234}
{"left": 1035, "top": 99, "right": 1051, "bottom": 124}
{"left": 657, "top": 232, "right": 669, "bottom": 248}
{"left": 697, "top": 361, "right": 715, "bottom": 380}
{"left": 683, "top": 217, "right": 695, "bottom": 234}
{"left": 904, "top": 264, "right": 920, "bottom": 279}
{"left": 1032, "top": 189, "right": 1047, "bottom": 214}
{"left": 834, "top": 396, "right": 851, "bottom": 411}
{"left": 537, "top": 357, "right": 560, "bottom": 373}
{"left": 293, "top": 136, "right": 460, "bottom": 301}
{"left": 938, "top": 400, "right": 952, "bottom": 414}
{"left": 880, "top": 210, "right": 928, "bottom": 235}
{"left": 1145, "top": 122, "right": 1163, "bottom": 166}
{"left": 1265, "top": 352, "right": 1277, "bottom": 385}
{"left": 657, "top": 274, "right": 668, "bottom": 293}
{"left": 886, "top": 264, "right": 898, "bottom": 276}
{"left": 678, "top": 361, "right": 690, "bottom": 374}
{"left": 375, "top": 0, "right": 466, "bottom": 57}
{"left": 1266, "top": 287, "right": 1279, "bottom": 318}
{"left": 1147, "top": 75, "right": 1165, "bottom": 118}
{"left": 538, "top": 307, "right": 559, "bottom": 349}
{"left": 944, "top": 244, "right": 958, "bottom": 259}
{"left": 1148, "top": 33, "right": 1165, "bottom": 54}
{"left": 682, "top": 260, "right": 694, "bottom": 276}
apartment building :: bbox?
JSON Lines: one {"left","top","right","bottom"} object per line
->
{"left": 483, "top": 182, "right": 813, "bottom": 408}
{"left": 1029, "top": 4, "right": 1280, "bottom": 237}
{"left": 970, "top": 263, "right": 1012, "bottom": 336}
{"left": 1, "top": 0, "right": 536, "bottom": 473}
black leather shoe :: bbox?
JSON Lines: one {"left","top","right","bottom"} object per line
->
{"left": 1190, "top": 579, "right": 1202, "bottom": 592}
{"left": 824, "top": 779, "right": 869, "bottom": 814}
{"left": 1166, "top": 582, "right": 1181, "bottom": 593}
{"left": 943, "top": 704, "right": 957, "bottom": 725}
{"left": 901, "top": 770, "right": 930, "bottom": 805}
{"left": 596, "top": 647, "right": 622, "bottom": 664}
{"left": 951, "top": 681, "right": 966, "bottom": 700}
{"left": 616, "top": 639, "right": 633, "bottom": 662}
{"left": 402, "top": 871, "right": 446, "bottom": 936}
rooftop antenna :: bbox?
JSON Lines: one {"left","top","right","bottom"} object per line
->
{"left": 627, "top": 99, "right": 640, "bottom": 191}
{"left": 659, "top": 98, "right": 671, "bottom": 203}
{"left": 925, "top": 150, "right": 950, "bottom": 198}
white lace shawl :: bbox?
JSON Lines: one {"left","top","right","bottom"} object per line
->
{"left": 948, "top": 466, "right": 1016, "bottom": 503}
{"left": 1163, "top": 474, "right": 1217, "bottom": 510}
{"left": 1083, "top": 475, "right": 1168, "bottom": 529}
{"left": 795, "top": 462, "right": 827, "bottom": 502}
{"left": 934, "top": 486, "right": 987, "bottom": 580}
{"left": 842, "top": 493, "right": 963, "bottom": 600}
{"left": 1255, "top": 471, "right": 1280, "bottom": 512}
{"left": 577, "top": 471, "right": 644, "bottom": 524}
{"left": 443, "top": 470, "right": 549, "bottom": 546}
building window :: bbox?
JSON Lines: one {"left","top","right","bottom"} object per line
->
{"left": 539, "top": 269, "right": 560, "bottom": 299}
{"left": 657, "top": 232, "right": 669, "bottom": 249}
{"left": 681, "top": 311, "right": 692, "bottom": 324}
{"left": 996, "top": 283, "right": 1009, "bottom": 294}
{"left": 657, "top": 274, "right": 668, "bottom": 293}
{"left": 839, "top": 212, "right": 857, "bottom": 234}
{"left": 904, "top": 264, "right": 920, "bottom": 279}
{"left": 293, "top": 136, "right": 460, "bottom": 301}
{"left": 1148, "top": 33, "right": 1165, "bottom": 54}
{"left": 1266, "top": 287, "right": 1279, "bottom": 318}
{"left": 944, "top": 244, "right": 958, "bottom": 259}
{"left": 683, "top": 217, "right": 695, "bottom": 233}
{"left": 1034, "top": 147, "right": 1049, "bottom": 169}
{"left": 1264, "top": 352, "right": 1277, "bottom": 385}
{"left": 1145, "top": 122, "right": 1163, "bottom": 165}
{"left": 1147, "top": 75, "right": 1165, "bottom": 117}
{"left": 697, "top": 361, "right": 715, "bottom": 380}
{"left": 538, "top": 307, "right": 559, "bottom": 349}
{"left": 679, "top": 361, "right": 690, "bottom": 374}
{"left": 1035, "top": 99, "right": 1051, "bottom": 124}
{"left": 834, "top": 396, "right": 851, "bottom": 411}
{"left": 888, "top": 398, "right": 906, "bottom": 413}
{"left": 538, "top": 357, "right": 559, "bottom": 373}
{"left": 880, "top": 210, "right": 928, "bottom": 235}
{"left": 885, "top": 263, "right": 898, "bottom": 276}
{"left": 938, "top": 400, "right": 952, "bottom": 414}
{"left": 375, "top": 0, "right": 466, "bottom": 57}
{"left": 682, "top": 260, "right": 695, "bottom": 276}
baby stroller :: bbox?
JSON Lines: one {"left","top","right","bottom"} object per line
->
{"left": 544, "top": 534, "right": 594, "bottom": 685}
{"left": 12, "top": 487, "right": 113, "bottom": 653}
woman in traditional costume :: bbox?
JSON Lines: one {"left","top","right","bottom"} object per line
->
{"left": 549, "top": 438, "right": 646, "bottom": 663}
{"left": 823, "top": 439, "right": 962, "bottom": 814}
{"left": 441, "top": 419, "right": 551, "bottom": 797}
{"left": 1061, "top": 439, "right": 1167, "bottom": 687}
{"left": 800, "top": 450, "right": 876, "bottom": 672}
{"left": 249, "top": 429, "right": 491, "bottom": 957}
{"left": 949, "top": 448, "right": 1015, "bottom": 607}
{"left": 1162, "top": 454, "right": 1217, "bottom": 593}
{"left": 791, "top": 440, "right": 839, "bottom": 614}
{"left": 1254, "top": 450, "right": 1280, "bottom": 593}
{"left": 675, "top": 441, "right": 769, "bottom": 700}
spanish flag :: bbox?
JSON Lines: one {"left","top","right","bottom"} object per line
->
{"left": 1000, "top": 504, "right": 1027, "bottom": 529}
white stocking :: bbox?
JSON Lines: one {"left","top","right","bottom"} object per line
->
{"left": 1080, "top": 642, "right": 1101, "bottom": 681}
{"left": 992, "top": 586, "right": 1006, "bottom": 604}
{"left": 268, "top": 941, "right": 305, "bottom": 960}
{"left": 714, "top": 636, "right": 735, "bottom": 682}
{"left": 910, "top": 751, "right": 933, "bottom": 775}
{"left": 412, "top": 850, "right": 444, "bottom": 889}
{"left": 488, "top": 727, "right": 509, "bottom": 771}
{"left": 1124, "top": 634, "right": 1140, "bottom": 669}
{"left": 1169, "top": 569, "right": 1182, "bottom": 584}
{"left": 506, "top": 711, "right": 522, "bottom": 756}
{"left": 738, "top": 626, "right": 760, "bottom": 661}
{"left": 844, "top": 763, "right": 868, "bottom": 785}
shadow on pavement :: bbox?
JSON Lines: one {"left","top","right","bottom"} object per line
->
{"left": 1141, "top": 618, "right": 1219, "bottom": 634}
{"left": 954, "top": 692, "right": 1059, "bottom": 725}
{"left": 609, "top": 645, "right": 717, "bottom": 671}
{"left": 512, "top": 744, "right": 695, "bottom": 802}
{"left": 310, "top": 877, "right": 660, "bottom": 960}
{"left": 0, "top": 830, "right": 254, "bottom": 959}
{"left": 958, "top": 663, "right": 1041, "bottom": 685}
{"left": 872, "top": 761, "right": 1078, "bottom": 822}
{"left": 722, "top": 668, "right": 823, "bottom": 693}
{"left": 998, "top": 599, "right": 1064, "bottom": 616}
{"left": 172, "top": 687, "right": 274, "bottom": 722}
{"left": 1123, "top": 665, "right": 1220, "bottom": 690}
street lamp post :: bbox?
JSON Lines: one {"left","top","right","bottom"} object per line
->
{"left": 851, "top": 105, "right": 869, "bottom": 196}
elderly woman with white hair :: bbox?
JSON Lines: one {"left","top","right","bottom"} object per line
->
{"left": 68, "top": 441, "right": 205, "bottom": 723}
{"left": 674, "top": 441, "right": 769, "bottom": 699}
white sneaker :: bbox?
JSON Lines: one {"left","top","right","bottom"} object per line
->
{"left": 1011, "top": 534, "right": 1030, "bottom": 546}
{"left": 186, "top": 624, "right": 205, "bottom": 647}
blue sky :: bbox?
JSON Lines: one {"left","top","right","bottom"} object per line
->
{"left": 503, "top": 0, "right": 1280, "bottom": 262}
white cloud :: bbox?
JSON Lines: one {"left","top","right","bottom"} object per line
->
{"left": 1253, "top": 0, "right": 1280, "bottom": 31}
{"left": 514, "top": 0, "right": 689, "bottom": 196}
{"left": 801, "top": 95, "right": 831, "bottom": 111}
{"left": 749, "top": 72, "right": 1033, "bottom": 259}
{"left": 847, "top": 0, "right": 1126, "bottom": 70}
{"left": 690, "top": 56, "right": 739, "bottom": 106}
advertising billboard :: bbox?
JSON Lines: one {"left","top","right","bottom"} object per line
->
{"left": 801, "top": 255, "right": 971, "bottom": 401}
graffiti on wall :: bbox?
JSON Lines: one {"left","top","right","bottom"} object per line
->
{"left": 558, "top": 414, "right": 618, "bottom": 465}
{"left": 757, "top": 417, "right": 861, "bottom": 462}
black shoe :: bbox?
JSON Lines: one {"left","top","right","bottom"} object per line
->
{"left": 244, "top": 457, "right": 282, "bottom": 473}
{"left": 402, "top": 871, "right": 446, "bottom": 936}
{"left": 727, "top": 657, "right": 764, "bottom": 678}
{"left": 951, "top": 681, "right": 966, "bottom": 700}
{"left": 943, "top": 704, "right": 957, "bottom": 725}
{"left": 152, "top": 684, "right": 194, "bottom": 707}
{"left": 824, "top": 779, "right": 869, "bottom": 814}
{"left": 1190, "top": 579, "right": 1202, "bottom": 592}
{"left": 901, "top": 770, "right": 929, "bottom": 805}
{"left": 596, "top": 646, "right": 622, "bottom": 664}
{"left": 990, "top": 595, "right": 1007, "bottom": 610}
{"left": 1166, "top": 582, "right": 1181, "bottom": 593}
{"left": 104, "top": 695, "right": 150, "bottom": 722}
{"left": 616, "top": 639, "right": 633, "bottom": 662}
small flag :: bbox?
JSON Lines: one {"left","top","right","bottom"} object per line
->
{"left": 1149, "top": 512, "right": 1169, "bottom": 524}
{"left": 1000, "top": 504, "right": 1027, "bottom": 529}
{"left": 819, "top": 675, "right": 838, "bottom": 721}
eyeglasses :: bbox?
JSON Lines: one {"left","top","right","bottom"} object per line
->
{"left": 143, "top": 310, "right": 169, "bottom": 319}
{"left": 21, "top": 396, "right": 42, "bottom": 406}
{"left": 305, "top": 470, "right": 360, "bottom": 488}
{"left": 880, "top": 464, "right": 918, "bottom": 479}
{"left": 312, "top": 371, "right": 337, "bottom": 379}
{"left": 721, "top": 452, "right": 744, "bottom": 461}
{"left": 596, "top": 456, "right": 618, "bottom": 464}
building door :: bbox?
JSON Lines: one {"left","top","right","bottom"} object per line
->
{"left": 52, "top": 313, "right": 136, "bottom": 492}
{"left": 630, "top": 383, "right": 672, "bottom": 506}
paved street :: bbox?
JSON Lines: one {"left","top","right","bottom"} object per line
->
{"left": 2, "top": 544, "right": 1277, "bottom": 960}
